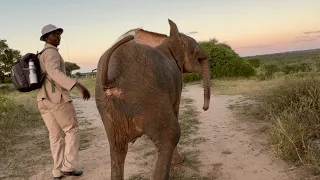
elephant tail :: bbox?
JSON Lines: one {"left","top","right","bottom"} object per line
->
{"left": 100, "top": 35, "right": 134, "bottom": 88}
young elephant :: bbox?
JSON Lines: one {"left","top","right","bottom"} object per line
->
{"left": 95, "top": 19, "right": 211, "bottom": 180}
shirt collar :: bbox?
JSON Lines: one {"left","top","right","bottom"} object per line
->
{"left": 44, "top": 43, "right": 59, "bottom": 51}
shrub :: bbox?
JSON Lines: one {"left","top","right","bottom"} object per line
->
{"left": 246, "top": 58, "right": 261, "bottom": 68}
{"left": 261, "top": 63, "right": 279, "bottom": 77}
{"left": 253, "top": 76, "right": 320, "bottom": 170}
{"left": 199, "top": 40, "right": 256, "bottom": 78}
{"left": 183, "top": 73, "right": 202, "bottom": 83}
{"left": 4, "top": 77, "right": 12, "bottom": 83}
{"left": 282, "top": 62, "right": 312, "bottom": 74}
{"left": 256, "top": 71, "right": 268, "bottom": 81}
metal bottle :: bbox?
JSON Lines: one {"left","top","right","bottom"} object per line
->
{"left": 29, "top": 60, "right": 38, "bottom": 84}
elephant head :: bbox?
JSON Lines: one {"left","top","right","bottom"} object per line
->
{"left": 157, "top": 19, "right": 211, "bottom": 111}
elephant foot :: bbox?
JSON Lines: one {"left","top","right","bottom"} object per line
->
{"left": 172, "top": 148, "right": 184, "bottom": 164}
{"left": 172, "top": 155, "right": 184, "bottom": 164}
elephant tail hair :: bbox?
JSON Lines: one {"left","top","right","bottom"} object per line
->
{"left": 100, "top": 35, "right": 134, "bottom": 88}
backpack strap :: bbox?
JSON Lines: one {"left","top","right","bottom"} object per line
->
{"left": 36, "top": 47, "right": 56, "bottom": 56}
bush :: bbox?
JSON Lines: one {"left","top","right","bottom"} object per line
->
{"left": 256, "top": 71, "right": 268, "bottom": 81}
{"left": 261, "top": 63, "right": 279, "bottom": 77}
{"left": 253, "top": 76, "right": 320, "bottom": 170}
{"left": 183, "top": 73, "right": 202, "bottom": 83}
{"left": 199, "top": 39, "right": 256, "bottom": 78}
{"left": 4, "top": 77, "right": 12, "bottom": 83}
{"left": 282, "top": 62, "right": 312, "bottom": 74}
{"left": 246, "top": 58, "right": 261, "bottom": 68}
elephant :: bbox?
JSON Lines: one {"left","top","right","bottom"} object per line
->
{"left": 95, "top": 19, "right": 211, "bottom": 180}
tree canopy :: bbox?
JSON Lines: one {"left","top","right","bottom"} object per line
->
{"left": 65, "top": 62, "right": 80, "bottom": 76}
{"left": 0, "top": 39, "right": 21, "bottom": 74}
{"left": 199, "top": 38, "right": 256, "bottom": 78}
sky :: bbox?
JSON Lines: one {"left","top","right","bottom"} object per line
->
{"left": 1, "top": 0, "right": 320, "bottom": 73}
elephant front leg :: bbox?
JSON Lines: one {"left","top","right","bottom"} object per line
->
{"left": 109, "top": 143, "right": 128, "bottom": 180}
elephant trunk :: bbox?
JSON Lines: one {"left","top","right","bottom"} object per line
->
{"left": 199, "top": 56, "right": 211, "bottom": 111}
{"left": 100, "top": 35, "right": 134, "bottom": 88}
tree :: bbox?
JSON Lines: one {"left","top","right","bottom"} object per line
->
{"left": 0, "top": 39, "right": 21, "bottom": 74}
{"left": 199, "top": 39, "right": 256, "bottom": 78}
{"left": 65, "top": 62, "right": 80, "bottom": 76}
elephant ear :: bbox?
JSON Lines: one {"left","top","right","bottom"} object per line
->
{"left": 135, "top": 29, "right": 168, "bottom": 47}
{"left": 169, "top": 19, "right": 180, "bottom": 37}
{"left": 168, "top": 19, "right": 186, "bottom": 71}
{"left": 114, "top": 28, "right": 167, "bottom": 48}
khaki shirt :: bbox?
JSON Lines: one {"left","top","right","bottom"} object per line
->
{"left": 37, "top": 43, "right": 77, "bottom": 104}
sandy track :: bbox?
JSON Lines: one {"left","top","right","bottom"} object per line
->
{"left": 29, "top": 83, "right": 298, "bottom": 180}
{"left": 182, "top": 84, "right": 298, "bottom": 180}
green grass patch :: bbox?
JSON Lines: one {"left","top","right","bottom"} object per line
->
{"left": 70, "top": 78, "right": 97, "bottom": 98}
{"left": 0, "top": 88, "right": 47, "bottom": 178}
{"left": 0, "top": 94, "right": 43, "bottom": 157}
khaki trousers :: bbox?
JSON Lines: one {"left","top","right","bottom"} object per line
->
{"left": 38, "top": 99, "right": 80, "bottom": 177}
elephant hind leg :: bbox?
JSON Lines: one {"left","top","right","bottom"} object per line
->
{"left": 109, "top": 142, "right": 128, "bottom": 180}
{"left": 146, "top": 115, "right": 181, "bottom": 180}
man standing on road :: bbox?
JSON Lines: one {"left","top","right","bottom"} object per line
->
{"left": 37, "top": 24, "right": 91, "bottom": 180}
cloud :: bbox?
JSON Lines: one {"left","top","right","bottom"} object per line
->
{"left": 187, "top": 31, "right": 198, "bottom": 35}
{"left": 287, "top": 38, "right": 318, "bottom": 43}
{"left": 303, "top": 30, "right": 320, "bottom": 34}
{"left": 295, "top": 36, "right": 311, "bottom": 39}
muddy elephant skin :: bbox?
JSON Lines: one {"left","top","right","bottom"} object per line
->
{"left": 95, "top": 19, "right": 211, "bottom": 180}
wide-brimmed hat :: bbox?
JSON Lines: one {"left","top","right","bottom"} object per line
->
{"left": 40, "top": 24, "right": 63, "bottom": 41}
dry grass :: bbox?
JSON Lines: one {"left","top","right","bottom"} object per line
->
{"left": 254, "top": 76, "right": 320, "bottom": 169}
{"left": 211, "top": 76, "right": 284, "bottom": 95}
{"left": 225, "top": 73, "right": 320, "bottom": 176}
{"left": 211, "top": 72, "right": 320, "bottom": 95}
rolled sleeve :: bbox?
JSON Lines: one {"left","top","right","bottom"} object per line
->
{"left": 43, "top": 49, "right": 77, "bottom": 91}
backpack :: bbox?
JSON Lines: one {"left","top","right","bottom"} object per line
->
{"left": 11, "top": 48, "right": 51, "bottom": 92}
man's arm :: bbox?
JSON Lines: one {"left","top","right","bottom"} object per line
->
{"left": 42, "top": 49, "right": 76, "bottom": 91}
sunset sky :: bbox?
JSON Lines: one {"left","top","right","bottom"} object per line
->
{"left": 1, "top": 0, "right": 320, "bottom": 73}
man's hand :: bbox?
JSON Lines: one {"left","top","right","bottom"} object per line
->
{"left": 74, "top": 82, "right": 90, "bottom": 100}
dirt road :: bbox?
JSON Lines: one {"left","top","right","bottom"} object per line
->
{"left": 30, "top": 83, "right": 298, "bottom": 180}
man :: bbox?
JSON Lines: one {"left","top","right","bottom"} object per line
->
{"left": 37, "top": 24, "right": 91, "bottom": 180}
